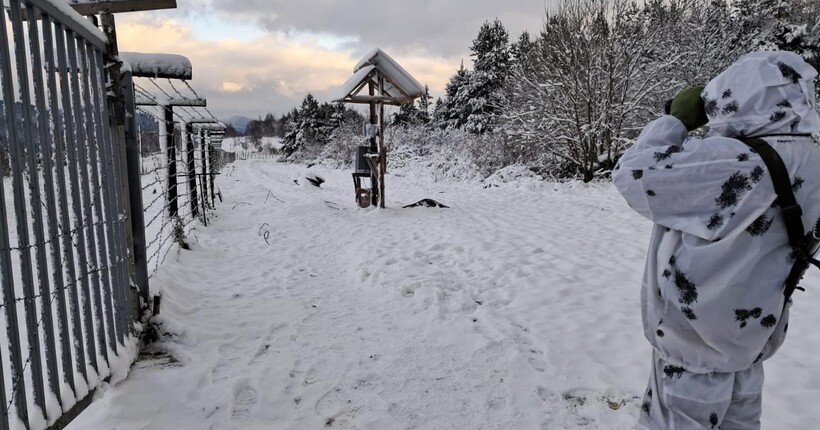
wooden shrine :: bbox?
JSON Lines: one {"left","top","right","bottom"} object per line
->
{"left": 332, "top": 48, "right": 424, "bottom": 208}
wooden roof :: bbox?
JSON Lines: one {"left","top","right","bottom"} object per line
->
{"left": 332, "top": 48, "right": 424, "bottom": 105}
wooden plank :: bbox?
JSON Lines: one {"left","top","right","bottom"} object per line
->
{"left": 378, "top": 75, "right": 386, "bottom": 209}
{"left": 134, "top": 97, "right": 206, "bottom": 107}
{"left": 68, "top": 0, "right": 177, "bottom": 15}
{"left": 344, "top": 95, "right": 410, "bottom": 105}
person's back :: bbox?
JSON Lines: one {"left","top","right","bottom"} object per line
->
{"left": 613, "top": 51, "right": 820, "bottom": 429}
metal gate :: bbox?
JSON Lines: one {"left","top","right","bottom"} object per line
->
{"left": 0, "top": 1, "right": 135, "bottom": 428}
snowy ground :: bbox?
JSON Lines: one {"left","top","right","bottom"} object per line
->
{"left": 68, "top": 160, "right": 820, "bottom": 429}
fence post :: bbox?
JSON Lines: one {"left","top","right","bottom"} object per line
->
{"left": 200, "top": 129, "right": 209, "bottom": 209}
{"left": 185, "top": 123, "right": 199, "bottom": 218}
{"left": 165, "top": 106, "right": 179, "bottom": 218}
{"left": 121, "top": 71, "right": 150, "bottom": 307}
{"left": 208, "top": 133, "right": 216, "bottom": 207}
{"left": 100, "top": 13, "right": 143, "bottom": 323}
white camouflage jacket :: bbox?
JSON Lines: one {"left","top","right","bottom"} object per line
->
{"left": 614, "top": 51, "right": 820, "bottom": 373}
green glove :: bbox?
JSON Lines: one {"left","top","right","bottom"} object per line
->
{"left": 668, "top": 86, "right": 708, "bottom": 131}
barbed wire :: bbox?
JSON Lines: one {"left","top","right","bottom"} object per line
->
{"left": 131, "top": 82, "right": 211, "bottom": 279}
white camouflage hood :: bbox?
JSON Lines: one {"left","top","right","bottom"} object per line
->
{"left": 703, "top": 51, "right": 820, "bottom": 138}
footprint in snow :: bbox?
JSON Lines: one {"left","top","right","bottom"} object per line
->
{"left": 231, "top": 383, "right": 259, "bottom": 421}
{"left": 528, "top": 349, "right": 548, "bottom": 373}
{"left": 315, "top": 387, "right": 346, "bottom": 416}
{"left": 212, "top": 360, "right": 232, "bottom": 383}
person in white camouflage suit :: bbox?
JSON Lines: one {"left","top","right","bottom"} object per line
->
{"left": 613, "top": 51, "right": 820, "bottom": 429}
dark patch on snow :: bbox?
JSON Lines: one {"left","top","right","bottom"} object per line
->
{"left": 777, "top": 99, "right": 792, "bottom": 108}
{"left": 761, "top": 314, "right": 777, "bottom": 328}
{"left": 646, "top": 190, "right": 656, "bottom": 197}
{"left": 722, "top": 89, "right": 732, "bottom": 99}
{"left": 632, "top": 169, "right": 643, "bottom": 180}
{"left": 681, "top": 307, "right": 697, "bottom": 320}
{"left": 306, "top": 174, "right": 325, "bottom": 187}
{"left": 403, "top": 199, "right": 450, "bottom": 209}
{"left": 662, "top": 269, "right": 671, "bottom": 279}
{"left": 737, "top": 153, "right": 749, "bottom": 162}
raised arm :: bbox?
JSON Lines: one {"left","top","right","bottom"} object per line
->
{"left": 613, "top": 116, "right": 774, "bottom": 240}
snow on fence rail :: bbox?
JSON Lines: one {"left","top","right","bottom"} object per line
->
{"left": 0, "top": 1, "right": 135, "bottom": 428}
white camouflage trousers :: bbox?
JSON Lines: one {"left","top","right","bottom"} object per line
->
{"left": 637, "top": 350, "right": 764, "bottom": 430}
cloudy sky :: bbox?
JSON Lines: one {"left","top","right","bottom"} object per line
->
{"left": 116, "top": 0, "right": 554, "bottom": 120}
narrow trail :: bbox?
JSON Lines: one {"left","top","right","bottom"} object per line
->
{"left": 68, "top": 161, "right": 820, "bottom": 430}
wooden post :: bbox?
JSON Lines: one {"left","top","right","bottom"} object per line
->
{"left": 164, "top": 106, "right": 178, "bottom": 217}
{"left": 378, "top": 74, "right": 386, "bottom": 209}
{"left": 368, "top": 80, "right": 379, "bottom": 207}
{"left": 208, "top": 136, "right": 216, "bottom": 206}
{"left": 101, "top": 13, "right": 143, "bottom": 321}
{"left": 185, "top": 123, "right": 198, "bottom": 218}
{"left": 200, "top": 130, "right": 210, "bottom": 209}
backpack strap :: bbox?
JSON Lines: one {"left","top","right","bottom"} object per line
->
{"left": 742, "top": 138, "right": 817, "bottom": 298}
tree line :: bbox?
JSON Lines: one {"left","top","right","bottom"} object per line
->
{"left": 245, "top": 0, "right": 820, "bottom": 182}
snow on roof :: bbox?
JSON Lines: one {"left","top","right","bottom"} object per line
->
{"left": 330, "top": 65, "right": 376, "bottom": 103}
{"left": 334, "top": 48, "right": 424, "bottom": 104}
{"left": 354, "top": 48, "right": 424, "bottom": 97}
{"left": 120, "top": 52, "right": 193, "bottom": 80}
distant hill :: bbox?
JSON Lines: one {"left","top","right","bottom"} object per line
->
{"left": 224, "top": 115, "right": 253, "bottom": 134}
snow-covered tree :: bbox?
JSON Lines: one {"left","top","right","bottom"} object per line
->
{"left": 281, "top": 94, "right": 356, "bottom": 159}
{"left": 464, "top": 19, "right": 511, "bottom": 133}
{"left": 436, "top": 61, "right": 472, "bottom": 129}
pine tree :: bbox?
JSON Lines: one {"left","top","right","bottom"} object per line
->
{"left": 464, "top": 19, "right": 511, "bottom": 133}
{"left": 510, "top": 31, "right": 537, "bottom": 68}
{"left": 416, "top": 84, "right": 432, "bottom": 124}
{"left": 441, "top": 61, "right": 472, "bottom": 129}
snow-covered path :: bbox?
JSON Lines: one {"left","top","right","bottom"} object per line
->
{"left": 69, "top": 161, "right": 820, "bottom": 429}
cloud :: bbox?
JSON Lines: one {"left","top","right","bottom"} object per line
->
{"left": 208, "top": 0, "right": 553, "bottom": 58}
{"left": 117, "top": 13, "right": 458, "bottom": 118}
{"left": 116, "top": 0, "right": 555, "bottom": 118}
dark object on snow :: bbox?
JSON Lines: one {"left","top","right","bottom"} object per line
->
{"left": 403, "top": 198, "right": 449, "bottom": 208}
{"left": 306, "top": 174, "right": 325, "bottom": 187}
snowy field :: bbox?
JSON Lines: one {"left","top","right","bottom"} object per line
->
{"left": 68, "top": 160, "right": 820, "bottom": 429}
